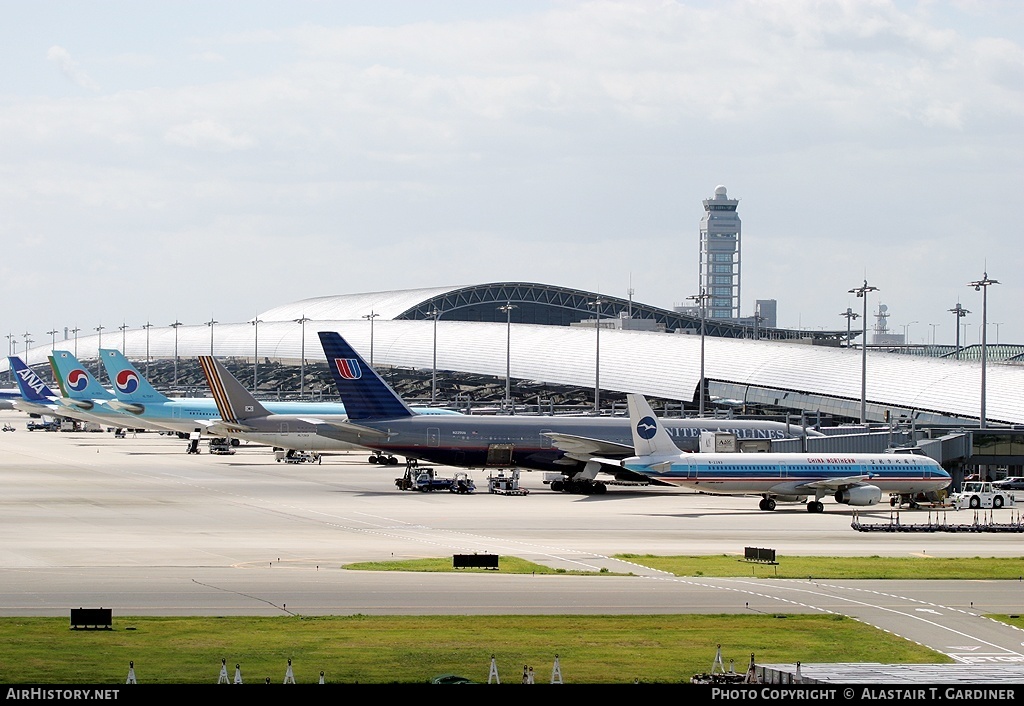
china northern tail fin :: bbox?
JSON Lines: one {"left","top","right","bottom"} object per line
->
{"left": 98, "top": 349, "right": 170, "bottom": 403}
{"left": 626, "top": 393, "right": 681, "bottom": 458}
{"left": 317, "top": 331, "right": 414, "bottom": 420}
{"left": 198, "top": 356, "right": 271, "bottom": 423}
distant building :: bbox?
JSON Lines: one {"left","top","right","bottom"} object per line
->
{"left": 699, "top": 185, "right": 741, "bottom": 320}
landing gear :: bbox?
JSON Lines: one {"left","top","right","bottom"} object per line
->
{"left": 368, "top": 453, "right": 399, "bottom": 465}
{"left": 552, "top": 478, "right": 606, "bottom": 494}
{"left": 758, "top": 496, "right": 777, "bottom": 511}
{"left": 806, "top": 500, "right": 825, "bottom": 513}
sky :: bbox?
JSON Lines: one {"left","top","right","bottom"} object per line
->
{"left": 2, "top": 0, "right": 1022, "bottom": 350}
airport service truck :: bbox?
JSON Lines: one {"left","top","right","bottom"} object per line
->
{"left": 947, "top": 481, "right": 1016, "bottom": 510}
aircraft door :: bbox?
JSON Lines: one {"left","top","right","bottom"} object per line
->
{"left": 486, "top": 444, "right": 514, "bottom": 467}
{"left": 279, "top": 422, "right": 289, "bottom": 435}
{"left": 428, "top": 427, "right": 439, "bottom": 447}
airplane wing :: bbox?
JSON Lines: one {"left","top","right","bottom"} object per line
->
{"left": 795, "top": 474, "right": 874, "bottom": 491}
{"left": 543, "top": 432, "right": 635, "bottom": 458}
{"left": 312, "top": 419, "right": 391, "bottom": 441}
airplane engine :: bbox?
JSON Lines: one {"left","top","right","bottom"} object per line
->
{"left": 834, "top": 485, "right": 882, "bottom": 506}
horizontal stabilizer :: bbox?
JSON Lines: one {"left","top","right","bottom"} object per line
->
{"left": 105, "top": 399, "right": 145, "bottom": 414}
{"left": 543, "top": 432, "right": 635, "bottom": 458}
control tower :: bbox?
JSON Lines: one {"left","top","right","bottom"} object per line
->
{"left": 699, "top": 185, "right": 741, "bottom": 319}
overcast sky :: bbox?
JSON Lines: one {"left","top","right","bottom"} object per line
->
{"left": 2, "top": 0, "right": 1022, "bottom": 350}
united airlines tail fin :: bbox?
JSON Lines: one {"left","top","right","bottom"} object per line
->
{"left": 50, "top": 351, "right": 114, "bottom": 401}
{"left": 8, "top": 356, "right": 57, "bottom": 401}
{"left": 98, "top": 349, "right": 170, "bottom": 404}
{"left": 198, "top": 356, "right": 271, "bottom": 423}
{"left": 627, "top": 393, "right": 682, "bottom": 458}
{"left": 317, "top": 331, "right": 414, "bottom": 420}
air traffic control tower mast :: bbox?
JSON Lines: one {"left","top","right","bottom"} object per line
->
{"left": 700, "top": 185, "right": 741, "bottom": 320}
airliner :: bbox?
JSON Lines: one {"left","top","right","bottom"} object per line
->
{"left": 316, "top": 331, "right": 824, "bottom": 493}
{"left": 6, "top": 356, "right": 112, "bottom": 427}
{"left": 615, "top": 393, "right": 951, "bottom": 512}
{"left": 95, "top": 348, "right": 458, "bottom": 441}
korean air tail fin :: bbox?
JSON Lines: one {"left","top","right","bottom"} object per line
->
{"left": 8, "top": 356, "right": 57, "bottom": 401}
{"left": 627, "top": 393, "right": 682, "bottom": 458}
{"left": 98, "top": 349, "right": 170, "bottom": 403}
{"left": 317, "top": 331, "right": 415, "bottom": 420}
{"left": 198, "top": 356, "right": 271, "bottom": 423}
{"left": 50, "top": 351, "right": 114, "bottom": 400}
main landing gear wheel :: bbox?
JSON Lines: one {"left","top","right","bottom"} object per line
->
{"left": 758, "top": 497, "right": 776, "bottom": 511}
{"left": 806, "top": 501, "right": 825, "bottom": 513}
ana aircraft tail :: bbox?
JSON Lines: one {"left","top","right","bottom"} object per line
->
{"left": 98, "top": 349, "right": 170, "bottom": 404}
{"left": 8, "top": 356, "right": 57, "bottom": 401}
{"left": 626, "top": 393, "right": 683, "bottom": 458}
{"left": 198, "top": 356, "right": 271, "bottom": 423}
{"left": 317, "top": 331, "right": 414, "bottom": 420}
{"left": 49, "top": 351, "right": 114, "bottom": 401}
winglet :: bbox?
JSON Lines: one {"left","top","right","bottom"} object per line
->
{"left": 98, "top": 349, "right": 169, "bottom": 403}
{"left": 317, "top": 331, "right": 414, "bottom": 420}
{"left": 626, "top": 393, "right": 680, "bottom": 457}
{"left": 8, "top": 356, "right": 56, "bottom": 401}
{"left": 198, "top": 356, "right": 271, "bottom": 422}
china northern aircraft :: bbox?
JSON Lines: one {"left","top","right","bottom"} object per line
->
{"left": 613, "top": 393, "right": 951, "bottom": 512}
{"left": 48, "top": 351, "right": 170, "bottom": 431}
{"left": 316, "top": 331, "right": 823, "bottom": 493}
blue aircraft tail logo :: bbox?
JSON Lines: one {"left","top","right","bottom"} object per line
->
{"left": 67, "top": 369, "right": 90, "bottom": 392}
{"left": 114, "top": 370, "right": 140, "bottom": 394}
{"left": 636, "top": 417, "right": 658, "bottom": 440}
{"left": 15, "top": 367, "right": 49, "bottom": 398}
{"left": 333, "top": 358, "right": 362, "bottom": 380}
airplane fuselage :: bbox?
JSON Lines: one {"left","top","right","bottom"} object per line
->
{"left": 318, "top": 415, "right": 813, "bottom": 474}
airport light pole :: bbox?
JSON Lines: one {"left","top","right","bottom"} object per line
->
{"left": 969, "top": 272, "right": 999, "bottom": 429}
{"left": 928, "top": 323, "right": 939, "bottom": 346}
{"left": 206, "top": 318, "right": 217, "bottom": 356}
{"left": 22, "top": 332, "right": 32, "bottom": 367}
{"left": 94, "top": 325, "right": 105, "bottom": 358}
{"left": 988, "top": 322, "right": 1002, "bottom": 345}
{"left": 47, "top": 329, "right": 58, "bottom": 352}
{"left": 429, "top": 308, "right": 441, "bottom": 404}
{"left": 294, "top": 316, "right": 310, "bottom": 398}
{"left": 948, "top": 303, "right": 969, "bottom": 360}
{"left": 849, "top": 280, "right": 878, "bottom": 424}
{"left": 170, "top": 321, "right": 182, "bottom": 386}
{"left": 362, "top": 311, "right": 379, "bottom": 368}
{"left": 687, "top": 289, "right": 711, "bottom": 417}
{"left": 119, "top": 322, "right": 129, "bottom": 353}
{"left": 497, "top": 302, "right": 517, "bottom": 413}
{"left": 840, "top": 307, "right": 859, "bottom": 348}
{"left": 70, "top": 327, "right": 80, "bottom": 357}
{"left": 251, "top": 318, "right": 262, "bottom": 390}
{"left": 141, "top": 322, "right": 153, "bottom": 377}
{"left": 901, "top": 321, "right": 918, "bottom": 345}
{"left": 4, "top": 334, "right": 12, "bottom": 382}
{"left": 588, "top": 298, "right": 606, "bottom": 414}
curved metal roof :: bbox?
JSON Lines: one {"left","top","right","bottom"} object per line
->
{"left": 16, "top": 316, "right": 1024, "bottom": 426}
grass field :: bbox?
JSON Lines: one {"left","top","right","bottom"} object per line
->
{"left": 0, "top": 614, "right": 949, "bottom": 684}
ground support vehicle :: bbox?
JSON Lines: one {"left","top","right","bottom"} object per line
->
{"left": 948, "top": 481, "right": 1016, "bottom": 510}
{"left": 395, "top": 467, "right": 474, "bottom": 492}
{"left": 274, "top": 449, "right": 320, "bottom": 464}
{"left": 209, "top": 438, "right": 236, "bottom": 455}
{"left": 488, "top": 469, "right": 529, "bottom": 496}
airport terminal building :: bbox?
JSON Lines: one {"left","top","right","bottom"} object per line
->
{"left": 8, "top": 282, "right": 1024, "bottom": 433}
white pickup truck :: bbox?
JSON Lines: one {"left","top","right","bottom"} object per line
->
{"left": 947, "top": 481, "right": 1016, "bottom": 510}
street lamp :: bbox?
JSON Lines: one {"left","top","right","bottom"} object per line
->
{"left": 119, "top": 322, "right": 129, "bottom": 353}
{"left": 988, "top": 322, "right": 1003, "bottom": 345}
{"left": 687, "top": 289, "right": 711, "bottom": 417}
{"left": 22, "top": 332, "right": 32, "bottom": 366}
{"left": 928, "top": 323, "right": 940, "bottom": 346}
{"left": 251, "top": 318, "right": 262, "bottom": 390}
{"left": 848, "top": 280, "right": 879, "bottom": 423}
{"left": 968, "top": 272, "right": 999, "bottom": 429}
{"left": 901, "top": 321, "right": 918, "bottom": 345}
{"left": 588, "top": 298, "right": 606, "bottom": 414}
{"left": 70, "top": 327, "right": 80, "bottom": 357}
{"left": 141, "top": 322, "right": 153, "bottom": 377}
{"left": 206, "top": 318, "right": 217, "bottom": 356}
{"left": 362, "top": 311, "right": 379, "bottom": 368}
{"left": 170, "top": 321, "right": 183, "bottom": 386}
{"left": 4, "top": 334, "right": 12, "bottom": 383}
{"left": 294, "top": 316, "right": 310, "bottom": 397}
{"left": 497, "top": 302, "right": 517, "bottom": 413}
{"left": 429, "top": 308, "right": 441, "bottom": 404}
{"left": 948, "top": 302, "right": 970, "bottom": 360}
{"left": 94, "top": 325, "right": 105, "bottom": 360}
{"left": 46, "top": 329, "right": 59, "bottom": 352}
{"left": 840, "top": 307, "right": 859, "bottom": 349}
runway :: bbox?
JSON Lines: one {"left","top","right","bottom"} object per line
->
{"left": 1, "top": 409, "right": 1023, "bottom": 668}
